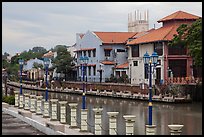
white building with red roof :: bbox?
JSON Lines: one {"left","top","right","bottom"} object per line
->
{"left": 75, "top": 30, "right": 138, "bottom": 82}
{"left": 127, "top": 10, "right": 201, "bottom": 86}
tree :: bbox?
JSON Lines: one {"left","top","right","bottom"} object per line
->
{"left": 52, "top": 46, "right": 73, "bottom": 80}
{"left": 169, "top": 18, "right": 202, "bottom": 66}
{"left": 2, "top": 59, "right": 9, "bottom": 69}
{"left": 53, "top": 45, "right": 69, "bottom": 52}
{"left": 31, "top": 46, "right": 47, "bottom": 53}
{"left": 33, "top": 62, "right": 43, "bottom": 69}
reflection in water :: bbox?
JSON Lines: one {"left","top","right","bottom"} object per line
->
{"left": 35, "top": 91, "right": 202, "bottom": 135}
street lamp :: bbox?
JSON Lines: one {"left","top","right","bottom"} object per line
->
{"left": 143, "top": 51, "right": 158, "bottom": 126}
{"left": 43, "top": 58, "right": 50, "bottom": 101}
{"left": 79, "top": 56, "right": 89, "bottom": 109}
{"left": 18, "top": 59, "right": 24, "bottom": 95}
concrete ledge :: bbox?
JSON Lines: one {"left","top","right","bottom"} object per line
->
{"left": 45, "top": 121, "right": 65, "bottom": 133}
{"left": 2, "top": 102, "right": 9, "bottom": 109}
{"left": 18, "top": 110, "right": 32, "bottom": 118}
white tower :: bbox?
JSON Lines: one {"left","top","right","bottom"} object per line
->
{"left": 128, "top": 10, "right": 149, "bottom": 32}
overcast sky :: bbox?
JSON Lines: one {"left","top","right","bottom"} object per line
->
{"left": 2, "top": 2, "right": 202, "bottom": 56}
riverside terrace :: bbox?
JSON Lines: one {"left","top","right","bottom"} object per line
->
{"left": 6, "top": 81, "right": 194, "bottom": 103}
{"left": 2, "top": 91, "right": 187, "bottom": 135}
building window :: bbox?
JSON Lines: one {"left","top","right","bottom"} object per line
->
{"left": 117, "top": 49, "right": 126, "bottom": 52}
{"left": 144, "top": 64, "right": 148, "bottom": 79}
{"left": 88, "top": 50, "right": 91, "bottom": 57}
{"left": 116, "top": 71, "right": 120, "bottom": 78}
{"left": 88, "top": 66, "right": 91, "bottom": 76}
{"left": 78, "top": 51, "right": 82, "bottom": 58}
{"left": 93, "top": 49, "right": 96, "bottom": 57}
{"left": 168, "top": 44, "right": 186, "bottom": 55}
{"left": 104, "top": 50, "right": 111, "bottom": 57}
{"left": 132, "top": 45, "right": 139, "bottom": 57}
{"left": 133, "top": 61, "right": 138, "bottom": 66}
{"left": 154, "top": 42, "right": 163, "bottom": 56}
{"left": 83, "top": 51, "right": 86, "bottom": 56}
{"left": 122, "top": 71, "right": 126, "bottom": 76}
{"left": 93, "top": 66, "right": 96, "bottom": 75}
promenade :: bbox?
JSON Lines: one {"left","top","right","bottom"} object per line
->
{"left": 2, "top": 103, "right": 93, "bottom": 135}
{"left": 2, "top": 111, "right": 45, "bottom": 135}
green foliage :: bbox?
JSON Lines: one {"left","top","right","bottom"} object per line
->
{"left": 2, "top": 59, "right": 9, "bottom": 69}
{"left": 169, "top": 19, "right": 202, "bottom": 66}
{"left": 2, "top": 95, "right": 15, "bottom": 105}
{"left": 30, "top": 46, "right": 47, "bottom": 53}
{"left": 52, "top": 46, "right": 73, "bottom": 79}
{"left": 52, "top": 45, "right": 69, "bottom": 52}
{"left": 33, "top": 62, "right": 43, "bottom": 69}
{"left": 109, "top": 74, "right": 129, "bottom": 83}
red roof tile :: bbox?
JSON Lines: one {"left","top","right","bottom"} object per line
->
{"left": 158, "top": 10, "right": 200, "bottom": 23}
{"left": 80, "top": 34, "right": 85, "bottom": 38}
{"left": 101, "top": 61, "right": 115, "bottom": 65}
{"left": 127, "top": 24, "right": 180, "bottom": 45}
{"left": 87, "top": 64, "right": 96, "bottom": 67}
{"left": 94, "top": 32, "right": 137, "bottom": 44}
{"left": 43, "top": 51, "right": 54, "bottom": 57}
{"left": 115, "top": 62, "right": 129, "bottom": 69}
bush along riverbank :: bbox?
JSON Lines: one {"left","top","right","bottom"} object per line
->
{"left": 2, "top": 95, "right": 15, "bottom": 105}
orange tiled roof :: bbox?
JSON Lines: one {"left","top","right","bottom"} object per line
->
{"left": 87, "top": 64, "right": 96, "bottom": 67}
{"left": 74, "top": 48, "right": 96, "bottom": 52}
{"left": 101, "top": 61, "right": 115, "bottom": 65}
{"left": 115, "top": 62, "right": 129, "bottom": 69}
{"left": 127, "top": 24, "right": 180, "bottom": 45}
{"left": 80, "top": 34, "right": 85, "bottom": 39}
{"left": 43, "top": 51, "right": 54, "bottom": 57}
{"left": 158, "top": 10, "right": 200, "bottom": 23}
{"left": 94, "top": 32, "right": 137, "bottom": 44}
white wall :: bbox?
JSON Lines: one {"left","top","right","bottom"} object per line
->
{"left": 128, "top": 43, "right": 154, "bottom": 85}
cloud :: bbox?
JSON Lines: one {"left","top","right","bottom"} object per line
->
{"left": 2, "top": 2, "right": 202, "bottom": 55}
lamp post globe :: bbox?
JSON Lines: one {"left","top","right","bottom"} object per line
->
{"left": 151, "top": 51, "right": 159, "bottom": 65}
{"left": 143, "top": 51, "right": 150, "bottom": 64}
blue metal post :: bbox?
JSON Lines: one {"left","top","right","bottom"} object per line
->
{"left": 45, "top": 66, "right": 48, "bottom": 101}
{"left": 82, "top": 63, "right": 86, "bottom": 109}
{"left": 20, "top": 64, "right": 22, "bottom": 95}
{"left": 149, "top": 62, "right": 152, "bottom": 125}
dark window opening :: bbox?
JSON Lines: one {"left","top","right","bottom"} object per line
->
{"left": 93, "top": 50, "right": 96, "bottom": 57}
{"left": 154, "top": 42, "right": 163, "bottom": 56}
{"left": 88, "top": 66, "right": 91, "bottom": 76}
{"left": 83, "top": 51, "right": 86, "bottom": 56}
{"left": 88, "top": 50, "right": 91, "bottom": 57}
{"left": 117, "top": 49, "right": 126, "bottom": 52}
{"left": 93, "top": 66, "right": 96, "bottom": 75}
{"left": 144, "top": 64, "right": 148, "bottom": 79}
{"left": 132, "top": 45, "right": 139, "bottom": 57}
{"left": 168, "top": 59, "right": 187, "bottom": 77}
{"left": 133, "top": 61, "right": 138, "bottom": 66}
{"left": 168, "top": 44, "right": 187, "bottom": 55}
{"left": 104, "top": 50, "right": 111, "bottom": 57}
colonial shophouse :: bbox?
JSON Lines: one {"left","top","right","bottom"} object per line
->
{"left": 127, "top": 10, "right": 201, "bottom": 85}
{"left": 74, "top": 31, "right": 139, "bottom": 82}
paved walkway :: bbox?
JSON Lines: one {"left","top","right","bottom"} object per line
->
{"left": 2, "top": 103, "right": 93, "bottom": 135}
{"left": 2, "top": 111, "right": 45, "bottom": 135}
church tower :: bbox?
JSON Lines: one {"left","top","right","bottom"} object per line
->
{"left": 128, "top": 10, "right": 149, "bottom": 32}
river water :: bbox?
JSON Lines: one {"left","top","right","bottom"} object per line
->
{"left": 25, "top": 89, "right": 202, "bottom": 135}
